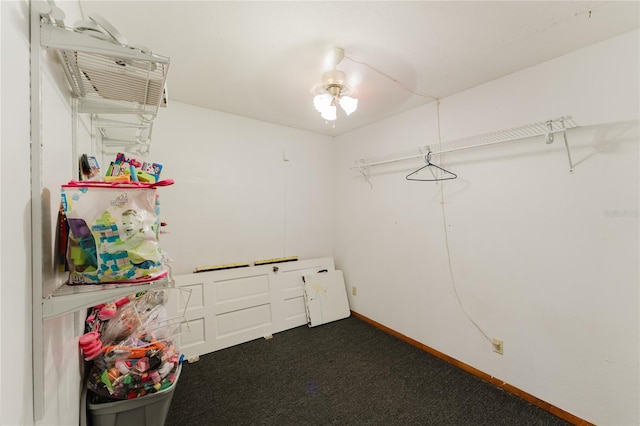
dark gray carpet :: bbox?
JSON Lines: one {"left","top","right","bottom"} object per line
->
{"left": 166, "top": 316, "right": 571, "bottom": 426}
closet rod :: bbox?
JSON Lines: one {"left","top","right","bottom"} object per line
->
{"left": 351, "top": 116, "right": 577, "bottom": 170}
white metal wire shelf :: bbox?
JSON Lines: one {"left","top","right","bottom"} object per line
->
{"left": 92, "top": 115, "right": 155, "bottom": 156}
{"left": 351, "top": 116, "right": 578, "bottom": 177}
{"left": 40, "top": 18, "right": 170, "bottom": 116}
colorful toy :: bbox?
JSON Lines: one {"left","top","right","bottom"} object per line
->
{"left": 79, "top": 331, "right": 103, "bottom": 361}
{"left": 104, "top": 175, "right": 131, "bottom": 183}
{"left": 135, "top": 170, "right": 156, "bottom": 183}
{"left": 115, "top": 152, "right": 142, "bottom": 169}
{"left": 66, "top": 218, "right": 98, "bottom": 269}
{"left": 97, "top": 303, "right": 117, "bottom": 321}
{"left": 102, "top": 340, "right": 165, "bottom": 362}
{"left": 105, "top": 153, "right": 163, "bottom": 183}
{"left": 93, "top": 211, "right": 132, "bottom": 274}
{"left": 141, "top": 161, "right": 163, "bottom": 181}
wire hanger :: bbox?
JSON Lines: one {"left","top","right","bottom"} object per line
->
{"left": 406, "top": 152, "right": 457, "bottom": 182}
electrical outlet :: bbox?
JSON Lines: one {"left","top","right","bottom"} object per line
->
{"left": 352, "top": 286, "right": 357, "bottom": 296}
{"left": 492, "top": 338, "right": 504, "bottom": 355}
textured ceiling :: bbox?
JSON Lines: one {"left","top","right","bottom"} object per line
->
{"left": 76, "top": 1, "right": 639, "bottom": 136}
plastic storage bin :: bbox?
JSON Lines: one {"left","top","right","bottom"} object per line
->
{"left": 87, "top": 364, "right": 181, "bottom": 426}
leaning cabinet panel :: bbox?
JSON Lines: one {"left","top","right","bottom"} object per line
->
{"left": 175, "top": 258, "right": 336, "bottom": 359}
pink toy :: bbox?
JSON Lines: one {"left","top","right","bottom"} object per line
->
{"left": 134, "top": 357, "right": 150, "bottom": 372}
{"left": 98, "top": 302, "right": 117, "bottom": 321}
{"left": 79, "top": 331, "right": 103, "bottom": 360}
{"left": 79, "top": 331, "right": 99, "bottom": 346}
{"left": 114, "top": 296, "right": 131, "bottom": 307}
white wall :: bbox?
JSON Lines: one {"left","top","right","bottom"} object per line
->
{"left": 145, "top": 101, "right": 334, "bottom": 275}
{"left": 334, "top": 30, "right": 639, "bottom": 426}
{"left": 1, "top": 1, "right": 32, "bottom": 424}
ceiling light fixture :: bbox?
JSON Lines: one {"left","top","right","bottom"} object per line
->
{"left": 311, "top": 47, "right": 358, "bottom": 122}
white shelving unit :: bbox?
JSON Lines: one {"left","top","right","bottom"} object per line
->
{"left": 42, "top": 277, "right": 171, "bottom": 321}
{"left": 30, "top": 2, "right": 171, "bottom": 419}
{"left": 39, "top": 1, "right": 169, "bottom": 156}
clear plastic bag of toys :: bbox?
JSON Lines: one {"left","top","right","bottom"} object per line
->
{"left": 82, "top": 288, "right": 191, "bottom": 400}
{"left": 86, "top": 333, "right": 181, "bottom": 400}
{"left": 60, "top": 180, "right": 173, "bottom": 284}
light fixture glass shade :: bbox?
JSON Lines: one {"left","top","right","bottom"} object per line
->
{"left": 339, "top": 96, "right": 358, "bottom": 115}
{"left": 314, "top": 94, "right": 337, "bottom": 121}
{"left": 320, "top": 104, "right": 337, "bottom": 121}
{"left": 313, "top": 94, "right": 332, "bottom": 113}
{"left": 314, "top": 91, "right": 356, "bottom": 121}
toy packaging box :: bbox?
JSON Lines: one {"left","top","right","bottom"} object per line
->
{"left": 60, "top": 180, "right": 173, "bottom": 284}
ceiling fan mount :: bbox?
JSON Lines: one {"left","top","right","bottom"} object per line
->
{"left": 314, "top": 69, "right": 354, "bottom": 98}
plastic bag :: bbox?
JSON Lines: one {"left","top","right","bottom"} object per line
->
{"left": 100, "top": 289, "right": 170, "bottom": 346}
{"left": 60, "top": 180, "right": 173, "bottom": 284}
{"left": 86, "top": 336, "right": 180, "bottom": 400}
{"left": 85, "top": 289, "right": 182, "bottom": 400}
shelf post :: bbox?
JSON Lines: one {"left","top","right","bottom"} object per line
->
{"left": 562, "top": 131, "right": 575, "bottom": 174}
{"left": 30, "top": 1, "right": 47, "bottom": 420}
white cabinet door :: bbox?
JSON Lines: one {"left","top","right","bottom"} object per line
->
{"left": 173, "top": 272, "right": 216, "bottom": 359}
{"left": 302, "top": 270, "right": 350, "bottom": 327}
{"left": 270, "top": 258, "right": 336, "bottom": 333}
{"left": 175, "top": 257, "right": 335, "bottom": 359}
